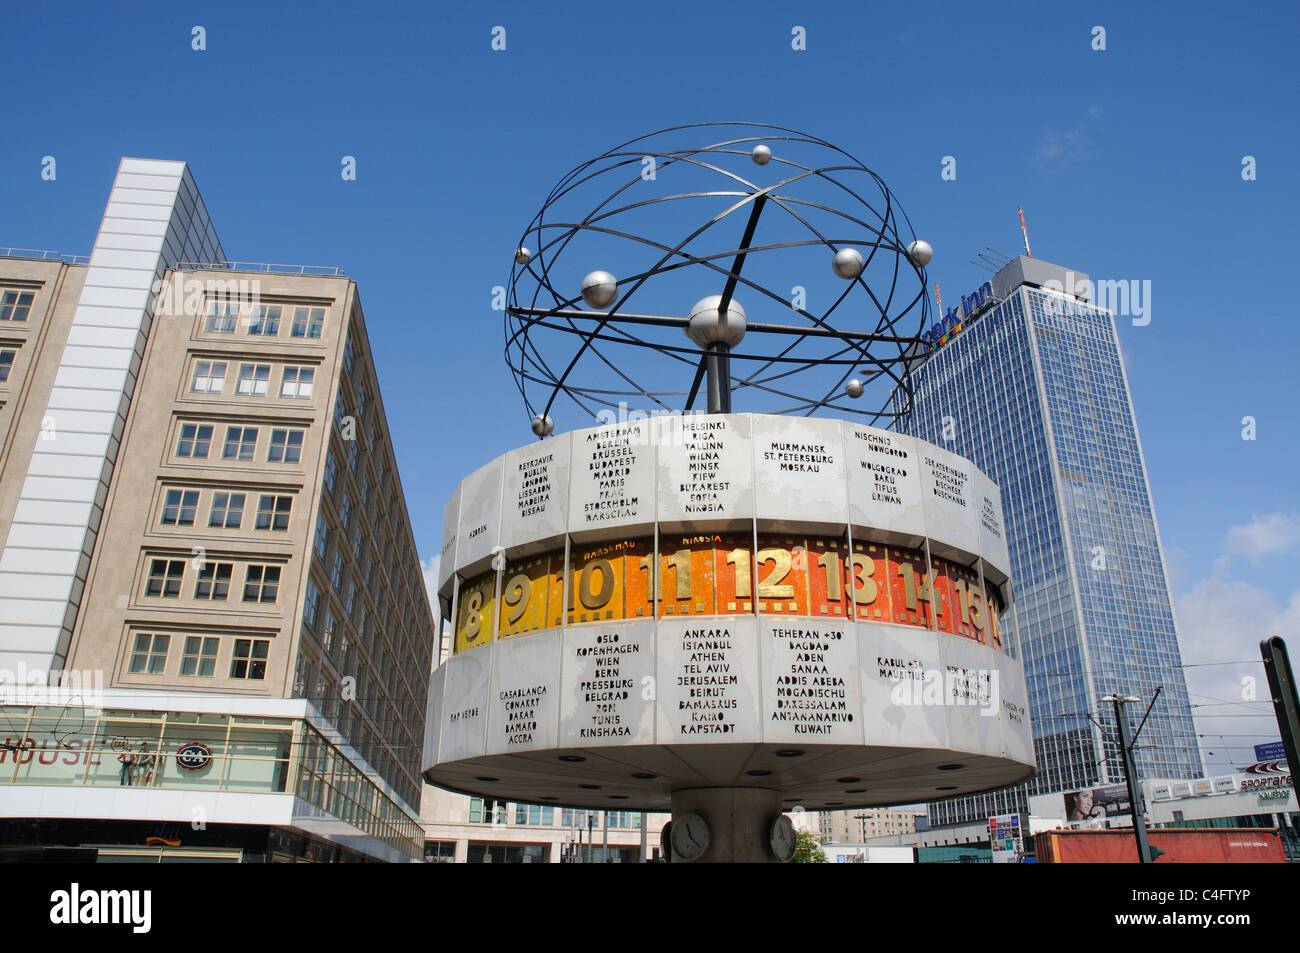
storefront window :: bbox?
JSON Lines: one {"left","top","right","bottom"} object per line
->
{"left": 468, "top": 843, "right": 547, "bottom": 863}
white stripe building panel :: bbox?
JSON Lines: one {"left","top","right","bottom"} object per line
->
{"left": 0, "top": 547, "right": 84, "bottom": 576}
{"left": 0, "top": 157, "right": 221, "bottom": 672}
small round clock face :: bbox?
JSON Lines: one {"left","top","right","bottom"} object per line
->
{"left": 770, "top": 815, "right": 797, "bottom": 862}
{"left": 670, "top": 812, "right": 710, "bottom": 861}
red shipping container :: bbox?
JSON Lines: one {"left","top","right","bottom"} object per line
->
{"left": 1034, "top": 828, "right": 1285, "bottom": 863}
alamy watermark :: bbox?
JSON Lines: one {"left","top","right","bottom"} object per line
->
{"left": 1040, "top": 270, "right": 1151, "bottom": 326}
{"left": 151, "top": 273, "right": 263, "bottom": 317}
{"left": 0, "top": 663, "right": 104, "bottom": 711}
{"left": 886, "top": 662, "right": 1001, "bottom": 717}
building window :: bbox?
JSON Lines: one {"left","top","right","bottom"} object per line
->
{"left": 243, "top": 565, "right": 281, "bottom": 604}
{"left": 345, "top": 579, "right": 356, "bottom": 616}
{"left": 334, "top": 393, "right": 346, "bottom": 430}
{"left": 469, "top": 798, "right": 506, "bottom": 824}
{"left": 235, "top": 363, "right": 270, "bottom": 396}
{"left": 360, "top": 475, "right": 370, "bottom": 506}
{"left": 128, "top": 633, "right": 170, "bottom": 675}
{"left": 204, "top": 299, "right": 238, "bottom": 333}
{"left": 305, "top": 579, "right": 321, "bottom": 626}
{"left": 313, "top": 513, "right": 329, "bottom": 559}
{"left": 248, "top": 304, "right": 281, "bottom": 336}
{"left": 293, "top": 654, "right": 313, "bottom": 697}
{"left": 176, "top": 423, "right": 213, "bottom": 458}
{"left": 0, "top": 289, "right": 35, "bottom": 322}
{"left": 222, "top": 425, "right": 259, "bottom": 461}
{"left": 179, "top": 636, "right": 219, "bottom": 677}
{"left": 356, "top": 383, "right": 368, "bottom": 422}
{"left": 144, "top": 559, "right": 184, "bottom": 598}
{"left": 343, "top": 334, "right": 356, "bottom": 373}
{"left": 340, "top": 493, "right": 351, "bottom": 528}
{"left": 330, "top": 551, "right": 344, "bottom": 589}
{"left": 195, "top": 562, "right": 233, "bottom": 601}
{"left": 230, "top": 639, "right": 269, "bottom": 680}
{"left": 161, "top": 489, "right": 199, "bottom": 526}
{"left": 322, "top": 610, "right": 336, "bottom": 653}
{"left": 190, "top": 361, "right": 226, "bottom": 394}
{"left": 255, "top": 494, "right": 292, "bottom": 531}
{"left": 281, "top": 366, "right": 314, "bottom": 399}
{"left": 208, "top": 492, "right": 245, "bottom": 529}
{"left": 347, "top": 441, "right": 358, "bottom": 472}
{"left": 324, "top": 448, "right": 338, "bottom": 493}
{"left": 291, "top": 306, "right": 324, "bottom": 339}
{"left": 0, "top": 348, "right": 15, "bottom": 382}
{"left": 352, "top": 526, "right": 362, "bottom": 559}
{"left": 515, "top": 804, "right": 555, "bottom": 826}
{"left": 268, "top": 428, "right": 304, "bottom": 464}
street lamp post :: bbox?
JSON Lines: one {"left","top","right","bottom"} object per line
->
{"left": 1103, "top": 694, "right": 1154, "bottom": 863}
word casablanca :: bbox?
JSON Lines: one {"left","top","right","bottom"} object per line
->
{"left": 50, "top": 884, "right": 151, "bottom": 934}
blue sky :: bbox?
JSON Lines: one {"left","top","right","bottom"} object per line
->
{"left": 4, "top": 0, "right": 1297, "bottom": 768}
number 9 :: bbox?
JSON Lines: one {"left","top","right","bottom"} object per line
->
{"left": 503, "top": 573, "right": 531, "bottom": 625}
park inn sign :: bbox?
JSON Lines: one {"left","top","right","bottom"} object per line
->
{"left": 922, "top": 281, "right": 996, "bottom": 350}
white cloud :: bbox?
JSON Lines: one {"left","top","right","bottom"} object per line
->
{"left": 1224, "top": 513, "right": 1300, "bottom": 563}
{"left": 1032, "top": 108, "right": 1101, "bottom": 170}
{"left": 420, "top": 554, "right": 440, "bottom": 614}
{"left": 1175, "top": 571, "right": 1300, "bottom": 775}
{"left": 420, "top": 554, "right": 453, "bottom": 668}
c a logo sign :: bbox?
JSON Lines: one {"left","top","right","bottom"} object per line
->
{"left": 176, "top": 743, "right": 212, "bottom": 771}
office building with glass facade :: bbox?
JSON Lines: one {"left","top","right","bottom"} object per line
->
{"left": 892, "top": 256, "right": 1201, "bottom": 827}
{"left": 0, "top": 159, "right": 431, "bottom": 861}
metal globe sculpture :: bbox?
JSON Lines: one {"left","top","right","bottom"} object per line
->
{"left": 579, "top": 270, "right": 619, "bottom": 310}
{"left": 907, "top": 239, "right": 933, "bottom": 267}
{"left": 686, "top": 294, "right": 747, "bottom": 348}
{"left": 831, "top": 247, "right": 865, "bottom": 280}
{"left": 529, "top": 413, "right": 554, "bottom": 437}
{"left": 504, "top": 122, "right": 933, "bottom": 433}
{"left": 429, "top": 123, "right": 1031, "bottom": 862}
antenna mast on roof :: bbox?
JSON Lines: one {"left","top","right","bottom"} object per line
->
{"left": 1018, "top": 207, "right": 1032, "bottom": 258}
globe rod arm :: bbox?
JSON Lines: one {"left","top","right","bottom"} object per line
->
{"left": 506, "top": 306, "right": 921, "bottom": 346}
{"left": 684, "top": 354, "right": 709, "bottom": 412}
{"left": 716, "top": 194, "right": 768, "bottom": 316}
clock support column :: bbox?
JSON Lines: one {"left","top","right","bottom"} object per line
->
{"left": 670, "top": 787, "right": 784, "bottom": 863}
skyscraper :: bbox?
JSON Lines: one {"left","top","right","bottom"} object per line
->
{"left": 0, "top": 159, "right": 431, "bottom": 861}
{"left": 893, "top": 256, "right": 1201, "bottom": 827}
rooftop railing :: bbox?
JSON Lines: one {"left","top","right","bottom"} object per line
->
{"left": 0, "top": 247, "right": 90, "bottom": 265}
{"left": 176, "top": 260, "right": 346, "bottom": 277}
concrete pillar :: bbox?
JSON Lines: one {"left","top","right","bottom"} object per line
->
{"left": 670, "top": 787, "right": 782, "bottom": 863}
{"left": 454, "top": 838, "right": 469, "bottom": 863}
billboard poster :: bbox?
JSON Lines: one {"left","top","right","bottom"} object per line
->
{"left": 1063, "top": 784, "right": 1131, "bottom": 822}
{"left": 988, "top": 813, "right": 1022, "bottom": 863}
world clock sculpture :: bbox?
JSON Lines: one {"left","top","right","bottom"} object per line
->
{"left": 423, "top": 123, "right": 1034, "bottom": 863}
